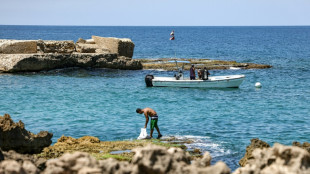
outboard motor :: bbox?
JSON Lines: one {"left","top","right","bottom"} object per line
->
{"left": 145, "top": 75, "right": 154, "bottom": 87}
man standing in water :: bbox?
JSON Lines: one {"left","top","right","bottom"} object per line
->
{"left": 136, "top": 107, "right": 162, "bottom": 139}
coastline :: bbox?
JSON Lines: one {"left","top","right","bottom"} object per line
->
{"left": 139, "top": 58, "right": 271, "bottom": 71}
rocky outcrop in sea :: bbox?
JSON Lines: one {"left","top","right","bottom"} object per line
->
{"left": 0, "top": 114, "right": 53, "bottom": 154}
{"left": 0, "top": 36, "right": 142, "bottom": 72}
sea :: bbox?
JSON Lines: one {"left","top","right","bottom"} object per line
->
{"left": 0, "top": 25, "right": 309, "bottom": 170}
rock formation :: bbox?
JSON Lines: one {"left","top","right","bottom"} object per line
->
{"left": 239, "top": 138, "right": 270, "bottom": 167}
{"left": 0, "top": 36, "right": 142, "bottom": 72}
{"left": 233, "top": 143, "right": 310, "bottom": 174}
{"left": 292, "top": 141, "right": 310, "bottom": 153}
{"left": 0, "top": 114, "right": 53, "bottom": 154}
{"left": 1, "top": 138, "right": 310, "bottom": 174}
{"left": 43, "top": 145, "right": 230, "bottom": 174}
{"left": 1, "top": 150, "right": 46, "bottom": 171}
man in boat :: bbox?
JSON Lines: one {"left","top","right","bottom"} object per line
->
{"left": 198, "top": 68, "right": 202, "bottom": 79}
{"left": 202, "top": 67, "right": 210, "bottom": 80}
{"left": 190, "top": 64, "right": 196, "bottom": 80}
{"left": 136, "top": 107, "right": 162, "bottom": 139}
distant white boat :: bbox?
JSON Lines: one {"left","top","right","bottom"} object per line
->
{"left": 229, "top": 67, "right": 241, "bottom": 70}
{"left": 145, "top": 61, "right": 245, "bottom": 88}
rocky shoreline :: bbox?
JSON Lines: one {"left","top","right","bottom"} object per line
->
{"left": 1, "top": 114, "right": 310, "bottom": 174}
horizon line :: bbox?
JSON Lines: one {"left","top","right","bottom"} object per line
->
{"left": 0, "top": 24, "right": 310, "bottom": 27}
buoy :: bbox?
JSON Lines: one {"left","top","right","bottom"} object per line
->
{"left": 255, "top": 82, "right": 262, "bottom": 88}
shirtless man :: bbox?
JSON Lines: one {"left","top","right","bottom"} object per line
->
{"left": 136, "top": 107, "right": 162, "bottom": 139}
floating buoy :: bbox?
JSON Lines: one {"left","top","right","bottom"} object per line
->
{"left": 255, "top": 82, "right": 262, "bottom": 88}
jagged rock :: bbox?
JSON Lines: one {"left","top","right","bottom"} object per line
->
{"left": 0, "top": 160, "right": 27, "bottom": 174}
{"left": 2, "top": 150, "right": 47, "bottom": 171}
{"left": 95, "top": 56, "right": 143, "bottom": 70}
{"left": 0, "top": 53, "right": 142, "bottom": 72}
{"left": 57, "top": 135, "right": 100, "bottom": 144}
{"left": 131, "top": 144, "right": 230, "bottom": 174}
{"left": 76, "top": 38, "right": 86, "bottom": 44}
{"left": 92, "top": 36, "right": 135, "bottom": 58}
{"left": 292, "top": 141, "right": 310, "bottom": 153}
{"left": 239, "top": 138, "right": 270, "bottom": 167}
{"left": 36, "top": 40, "right": 75, "bottom": 53}
{"left": 41, "top": 144, "right": 230, "bottom": 174}
{"left": 193, "top": 151, "right": 212, "bottom": 167}
{"left": 131, "top": 144, "right": 191, "bottom": 173}
{"left": 43, "top": 152, "right": 101, "bottom": 174}
{"left": 99, "top": 158, "right": 132, "bottom": 174}
{"left": 233, "top": 143, "right": 310, "bottom": 174}
{"left": 0, "top": 40, "right": 37, "bottom": 54}
{"left": 0, "top": 114, "right": 53, "bottom": 154}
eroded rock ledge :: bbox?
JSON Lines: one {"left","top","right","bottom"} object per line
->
{"left": 0, "top": 114, "right": 53, "bottom": 154}
{"left": 0, "top": 36, "right": 142, "bottom": 72}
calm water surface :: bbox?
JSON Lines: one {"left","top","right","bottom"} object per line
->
{"left": 0, "top": 26, "right": 310, "bottom": 170}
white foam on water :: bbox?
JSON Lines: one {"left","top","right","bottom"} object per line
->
{"left": 172, "top": 135, "right": 231, "bottom": 158}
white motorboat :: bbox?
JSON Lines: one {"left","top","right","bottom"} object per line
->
{"left": 145, "top": 61, "right": 245, "bottom": 88}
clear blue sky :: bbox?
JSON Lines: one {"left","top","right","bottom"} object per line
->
{"left": 1, "top": 0, "right": 309, "bottom": 26}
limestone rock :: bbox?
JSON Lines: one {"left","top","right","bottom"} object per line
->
{"left": 0, "top": 114, "right": 53, "bottom": 154}
{"left": 0, "top": 40, "right": 37, "bottom": 54}
{"left": 0, "top": 36, "right": 141, "bottom": 72}
{"left": 76, "top": 38, "right": 86, "bottom": 44}
{"left": 2, "top": 150, "right": 47, "bottom": 171}
{"left": 41, "top": 144, "right": 230, "bottom": 174}
{"left": 85, "top": 39, "right": 95, "bottom": 44}
{"left": 132, "top": 144, "right": 191, "bottom": 173}
{"left": 92, "top": 36, "right": 135, "bottom": 58}
{"left": 43, "top": 152, "right": 101, "bottom": 174}
{"left": 292, "top": 141, "right": 310, "bottom": 153}
{"left": 37, "top": 40, "right": 75, "bottom": 53}
{"left": 239, "top": 138, "right": 270, "bottom": 167}
{"left": 0, "top": 160, "right": 27, "bottom": 174}
{"left": 75, "top": 43, "right": 110, "bottom": 53}
{"left": 193, "top": 151, "right": 212, "bottom": 167}
{"left": 0, "top": 53, "right": 142, "bottom": 72}
{"left": 131, "top": 144, "right": 230, "bottom": 174}
{"left": 99, "top": 158, "right": 132, "bottom": 174}
{"left": 233, "top": 143, "right": 310, "bottom": 174}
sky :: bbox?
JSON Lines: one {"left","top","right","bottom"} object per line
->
{"left": 0, "top": 0, "right": 309, "bottom": 26}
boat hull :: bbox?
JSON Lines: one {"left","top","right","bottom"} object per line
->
{"left": 151, "top": 75, "right": 245, "bottom": 88}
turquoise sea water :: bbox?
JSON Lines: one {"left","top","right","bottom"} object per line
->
{"left": 0, "top": 26, "right": 310, "bottom": 170}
